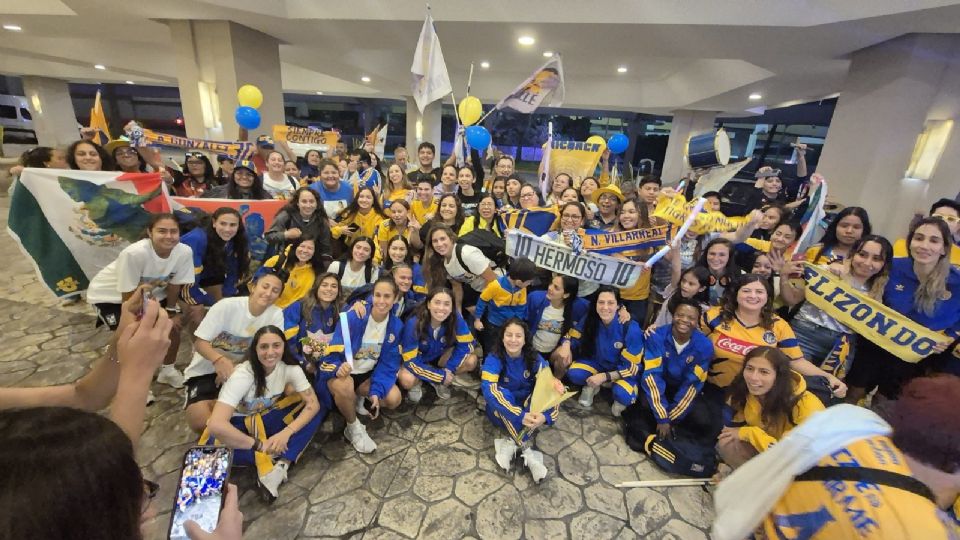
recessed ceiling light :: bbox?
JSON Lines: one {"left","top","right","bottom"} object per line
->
{"left": 749, "top": 93, "right": 762, "bottom": 100}
{"left": 543, "top": 51, "right": 554, "bottom": 58}
{"left": 315, "top": 91, "right": 324, "bottom": 95}
{"left": 617, "top": 66, "right": 628, "bottom": 73}
{"left": 94, "top": 64, "right": 106, "bottom": 70}
{"left": 361, "top": 76, "right": 371, "bottom": 83}
{"left": 125, "top": 80, "right": 134, "bottom": 85}
{"left": 518, "top": 36, "right": 535, "bottom": 46}
{"left": 3, "top": 24, "right": 22, "bottom": 32}
{"left": 480, "top": 61, "right": 490, "bottom": 69}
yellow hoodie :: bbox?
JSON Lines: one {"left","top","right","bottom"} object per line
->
{"left": 732, "top": 370, "right": 825, "bottom": 452}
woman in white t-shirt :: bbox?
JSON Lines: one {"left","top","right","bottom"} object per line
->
{"left": 262, "top": 150, "right": 299, "bottom": 200}
{"left": 423, "top": 223, "right": 499, "bottom": 315}
{"left": 326, "top": 236, "right": 379, "bottom": 301}
{"left": 202, "top": 325, "right": 322, "bottom": 501}
{"left": 183, "top": 272, "right": 285, "bottom": 434}
{"left": 86, "top": 212, "right": 195, "bottom": 391}
{"left": 525, "top": 274, "right": 589, "bottom": 377}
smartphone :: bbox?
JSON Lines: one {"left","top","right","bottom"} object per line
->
{"left": 137, "top": 289, "right": 152, "bottom": 319}
{"left": 167, "top": 446, "right": 232, "bottom": 540}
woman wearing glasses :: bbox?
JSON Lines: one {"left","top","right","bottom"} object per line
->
{"left": 174, "top": 152, "right": 217, "bottom": 197}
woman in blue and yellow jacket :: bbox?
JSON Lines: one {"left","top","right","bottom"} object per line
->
{"left": 180, "top": 207, "right": 248, "bottom": 317}
{"left": 316, "top": 277, "right": 404, "bottom": 454}
{"left": 397, "top": 288, "right": 478, "bottom": 403}
{"left": 282, "top": 272, "right": 343, "bottom": 372}
{"left": 567, "top": 285, "right": 644, "bottom": 417}
{"left": 481, "top": 318, "right": 562, "bottom": 482}
{"left": 525, "top": 274, "right": 588, "bottom": 377}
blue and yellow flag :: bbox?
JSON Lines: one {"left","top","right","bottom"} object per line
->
{"left": 580, "top": 225, "right": 671, "bottom": 256}
{"left": 498, "top": 207, "right": 558, "bottom": 236}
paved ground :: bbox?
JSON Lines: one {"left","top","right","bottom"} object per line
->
{"left": 0, "top": 195, "right": 715, "bottom": 539}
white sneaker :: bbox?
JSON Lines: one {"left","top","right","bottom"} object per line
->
{"left": 578, "top": 386, "right": 597, "bottom": 409}
{"left": 146, "top": 391, "right": 156, "bottom": 406}
{"left": 157, "top": 365, "right": 185, "bottom": 389}
{"left": 257, "top": 460, "right": 288, "bottom": 500}
{"left": 611, "top": 402, "right": 626, "bottom": 417}
{"left": 522, "top": 447, "right": 548, "bottom": 483}
{"left": 407, "top": 383, "right": 423, "bottom": 404}
{"left": 494, "top": 438, "right": 518, "bottom": 471}
{"left": 345, "top": 421, "right": 377, "bottom": 454}
{"left": 355, "top": 395, "right": 370, "bottom": 416}
{"left": 431, "top": 382, "right": 452, "bottom": 400}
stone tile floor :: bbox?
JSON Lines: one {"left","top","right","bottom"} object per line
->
{"left": 0, "top": 196, "right": 715, "bottom": 539}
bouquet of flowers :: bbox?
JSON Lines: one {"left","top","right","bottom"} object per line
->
{"left": 300, "top": 330, "right": 330, "bottom": 361}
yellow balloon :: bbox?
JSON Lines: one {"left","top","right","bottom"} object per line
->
{"left": 458, "top": 96, "right": 483, "bottom": 126}
{"left": 586, "top": 135, "right": 606, "bottom": 151}
{"left": 237, "top": 84, "right": 263, "bottom": 109}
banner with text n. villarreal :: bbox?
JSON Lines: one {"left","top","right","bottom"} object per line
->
{"left": 802, "top": 263, "right": 950, "bottom": 363}
{"left": 580, "top": 225, "right": 671, "bottom": 256}
{"left": 506, "top": 229, "right": 645, "bottom": 287}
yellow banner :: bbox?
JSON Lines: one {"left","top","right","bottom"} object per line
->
{"left": 580, "top": 225, "right": 671, "bottom": 255}
{"left": 545, "top": 139, "right": 603, "bottom": 186}
{"left": 652, "top": 194, "right": 747, "bottom": 234}
{"left": 802, "top": 263, "right": 950, "bottom": 363}
{"left": 273, "top": 125, "right": 340, "bottom": 147}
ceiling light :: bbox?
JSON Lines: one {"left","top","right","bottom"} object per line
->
{"left": 94, "top": 64, "right": 106, "bottom": 70}
{"left": 125, "top": 80, "right": 134, "bottom": 85}
{"left": 480, "top": 61, "right": 490, "bottom": 69}
{"left": 617, "top": 66, "right": 628, "bottom": 73}
{"left": 361, "top": 76, "right": 371, "bottom": 83}
{"left": 518, "top": 36, "right": 535, "bottom": 46}
{"left": 749, "top": 93, "right": 762, "bottom": 100}
{"left": 3, "top": 24, "right": 22, "bottom": 32}
{"left": 543, "top": 51, "right": 553, "bottom": 58}
{"left": 315, "top": 91, "right": 324, "bottom": 95}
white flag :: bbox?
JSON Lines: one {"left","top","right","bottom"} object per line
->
{"left": 410, "top": 13, "right": 452, "bottom": 113}
{"left": 539, "top": 130, "right": 553, "bottom": 201}
{"left": 375, "top": 123, "right": 388, "bottom": 157}
{"left": 495, "top": 56, "right": 565, "bottom": 114}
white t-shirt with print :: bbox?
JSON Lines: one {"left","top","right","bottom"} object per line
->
{"left": 184, "top": 297, "right": 284, "bottom": 380}
{"left": 532, "top": 304, "right": 564, "bottom": 354}
{"left": 353, "top": 315, "right": 388, "bottom": 375}
{"left": 217, "top": 361, "right": 310, "bottom": 417}
{"left": 262, "top": 174, "right": 297, "bottom": 199}
{"left": 326, "top": 261, "right": 380, "bottom": 299}
{"left": 444, "top": 244, "right": 495, "bottom": 292}
{"left": 86, "top": 239, "right": 194, "bottom": 305}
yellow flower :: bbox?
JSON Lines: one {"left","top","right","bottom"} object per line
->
{"left": 56, "top": 276, "right": 79, "bottom": 293}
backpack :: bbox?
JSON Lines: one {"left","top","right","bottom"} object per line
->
{"left": 640, "top": 433, "right": 718, "bottom": 478}
{"left": 456, "top": 228, "right": 510, "bottom": 271}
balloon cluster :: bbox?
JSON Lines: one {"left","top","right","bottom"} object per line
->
{"left": 458, "top": 96, "right": 491, "bottom": 150}
{"left": 235, "top": 85, "right": 263, "bottom": 130}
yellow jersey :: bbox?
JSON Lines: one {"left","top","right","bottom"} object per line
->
{"left": 260, "top": 256, "right": 315, "bottom": 309}
{"left": 762, "top": 436, "right": 958, "bottom": 540}
{"left": 410, "top": 199, "right": 438, "bottom": 226}
{"left": 701, "top": 306, "right": 804, "bottom": 388}
{"left": 730, "top": 371, "right": 825, "bottom": 452}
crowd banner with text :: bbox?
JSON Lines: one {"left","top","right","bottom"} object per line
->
{"left": 505, "top": 229, "right": 645, "bottom": 288}
{"left": 802, "top": 263, "right": 950, "bottom": 363}
{"left": 8, "top": 169, "right": 171, "bottom": 298}
{"left": 498, "top": 207, "right": 558, "bottom": 237}
{"left": 540, "top": 139, "right": 604, "bottom": 187}
{"left": 171, "top": 197, "right": 286, "bottom": 263}
{"left": 495, "top": 56, "right": 565, "bottom": 114}
{"left": 124, "top": 121, "right": 254, "bottom": 161}
{"left": 273, "top": 125, "right": 340, "bottom": 149}
{"left": 579, "top": 225, "right": 671, "bottom": 256}
{"left": 652, "top": 193, "right": 747, "bottom": 234}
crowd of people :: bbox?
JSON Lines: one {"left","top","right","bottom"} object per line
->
{"left": 5, "top": 126, "right": 960, "bottom": 538}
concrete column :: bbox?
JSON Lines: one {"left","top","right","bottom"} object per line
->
{"left": 21, "top": 76, "right": 80, "bottom": 147}
{"left": 405, "top": 97, "right": 442, "bottom": 166}
{"left": 661, "top": 110, "right": 717, "bottom": 183}
{"left": 817, "top": 34, "right": 960, "bottom": 237}
{"left": 168, "top": 20, "right": 284, "bottom": 141}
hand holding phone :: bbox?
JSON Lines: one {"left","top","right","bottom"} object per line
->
{"left": 168, "top": 446, "right": 232, "bottom": 540}
{"left": 183, "top": 484, "right": 243, "bottom": 540}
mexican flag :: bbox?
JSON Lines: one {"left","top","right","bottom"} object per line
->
{"left": 8, "top": 169, "right": 171, "bottom": 298}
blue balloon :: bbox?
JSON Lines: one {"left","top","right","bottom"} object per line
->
{"left": 235, "top": 106, "right": 261, "bottom": 130}
{"left": 607, "top": 133, "right": 629, "bottom": 154}
{"left": 465, "top": 125, "right": 491, "bottom": 149}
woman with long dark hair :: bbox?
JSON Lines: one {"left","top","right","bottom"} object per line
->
{"left": 698, "top": 237, "right": 740, "bottom": 306}
{"left": 381, "top": 235, "right": 426, "bottom": 301}
{"left": 181, "top": 207, "right": 250, "bottom": 324}
{"left": 265, "top": 186, "right": 333, "bottom": 265}
{"left": 568, "top": 286, "right": 644, "bottom": 417}
{"left": 418, "top": 193, "right": 465, "bottom": 248}
{"left": 111, "top": 143, "right": 149, "bottom": 173}
{"left": 718, "top": 346, "right": 824, "bottom": 468}
{"left": 481, "top": 318, "right": 562, "bottom": 482}
{"left": 422, "top": 223, "right": 499, "bottom": 314}
{"left": 283, "top": 272, "right": 343, "bottom": 372}
{"left": 67, "top": 139, "right": 113, "bottom": 171}
{"left": 326, "top": 236, "right": 379, "bottom": 300}
{"left": 203, "top": 325, "right": 322, "bottom": 501}
{"left": 332, "top": 186, "right": 386, "bottom": 247}
{"left": 846, "top": 218, "right": 960, "bottom": 402}
{"left": 397, "top": 288, "right": 478, "bottom": 402}
{"left": 525, "top": 274, "right": 587, "bottom": 377}
{"left": 173, "top": 152, "right": 217, "bottom": 197}
{"left": 805, "top": 206, "right": 871, "bottom": 265}
{"left": 376, "top": 199, "right": 422, "bottom": 259}
{"left": 257, "top": 234, "right": 327, "bottom": 308}
{"left": 202, "top": 160, "right": 272, "bottom": 200}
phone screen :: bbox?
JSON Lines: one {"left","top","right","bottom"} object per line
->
{"left": 167, "top": 446, "right": 231, "bottom": 540}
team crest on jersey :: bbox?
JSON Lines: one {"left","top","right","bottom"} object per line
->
{"left": 762, "top": 331, "right": 777, "bottom": 344}
{"left": 523, "top": 370, "right": 530, "bottom": 378}
{"left": 388, "top": 334, "right": 395, "bottom": 343}
{"left": 327, "top": 318, "right": 334, "bottom": 327}
{"left": 440, "top": 337, "right": 446, "bottom": 344}
{"left": 942, "top": 290, "right": 952, "bottom": 300}
{"left": 614, "top": 342, "right": 624, "bottom": 350}
{"left": 685, "top": 355, "right": 694, "bottom": 364}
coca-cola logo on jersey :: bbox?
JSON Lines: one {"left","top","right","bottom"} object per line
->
{"left": 715, "top": 336, "right": 758, "bottom": 356}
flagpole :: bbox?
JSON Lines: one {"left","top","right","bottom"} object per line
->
{"left": 467, "top": 62, "right": 474, "bottom": 94}
{"left": 451, "top": 93, "right": 461, "bottom": 126}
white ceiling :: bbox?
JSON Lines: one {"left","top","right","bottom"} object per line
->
{"left": 2, "top": 0, "right": 960, "bottom": 115}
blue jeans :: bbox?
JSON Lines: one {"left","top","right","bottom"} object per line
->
{"left": 792, "top": 318, "right": 853, "bottom": 370}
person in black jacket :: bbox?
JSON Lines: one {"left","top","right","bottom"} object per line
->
{"left": 265, "top": 187, "right": 333, "bottom": 266}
